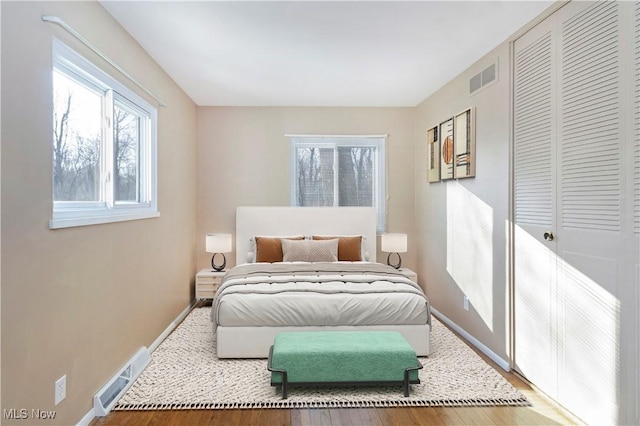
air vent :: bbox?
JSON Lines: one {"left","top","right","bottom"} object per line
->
{"left": 470, "top": 61, "right": 498, "bottom": 95}
{"left": 470, "top": 73, "right": 482, "bottom": 94}
{"left": 93, "top": 347, "right": 150, "bottom": 416}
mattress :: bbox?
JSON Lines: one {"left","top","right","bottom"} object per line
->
{"left": 211, "top": 262, "right": 431, "bottom": 329}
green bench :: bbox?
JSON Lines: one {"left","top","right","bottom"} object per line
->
{"left": 267, "top": 331, "right": 422, "bottom": 399}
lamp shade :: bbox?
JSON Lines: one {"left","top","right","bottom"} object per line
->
{"left": 206, "top": 233, "right": 232, "bottom": 253}
{"left": 381, "top": 233, "right": 407, "bottom": 253}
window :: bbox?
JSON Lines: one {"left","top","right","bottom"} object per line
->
{"left": 50, "top": 40, "right": 158, "bottom": 229}
{"left": 289, "top": 135, "right": 386, "bottom": 233}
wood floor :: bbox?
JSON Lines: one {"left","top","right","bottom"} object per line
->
{"left": 92, "top": 312, "right": 580, "bottom": 426}
{"left": 92, "top": 372, "right": 578, "bottom": 425}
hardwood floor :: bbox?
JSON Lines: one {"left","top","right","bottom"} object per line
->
{"left": 92, "top": 310, "right": 580, "bottom": 425}
{"left": 92, "top": 364, "right": 579, "bottom": 425}
{"left": 92, "top": 373, "right": 578, "bottom": 425}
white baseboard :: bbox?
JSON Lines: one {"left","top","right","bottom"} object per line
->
{"left": 76, "top": 408, "right": 95, "bottom": 426}
{"left": 77, "top": 301, "right": 197, "bottom": 425}
{"left": 431, "top": 307, "right": 511, "bottom": 372}
{"left": 149, "top": 301, "right": 197, "bottom": 353}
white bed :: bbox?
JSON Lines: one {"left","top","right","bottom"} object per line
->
{"left": 212, "top": 206, "right": 431, "bottom": 358}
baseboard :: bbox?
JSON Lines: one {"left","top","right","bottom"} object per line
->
{"left": 77, "top": 301, "right": 197, "bottom": 425}
{"left": 149, "top": 301, "right": 197, "bottom": 353}
{"left": 76, "top": 408, "right": 95, "bottom": 426}
{"left": 431, "top": 307, "right": 511, "bottom": 372}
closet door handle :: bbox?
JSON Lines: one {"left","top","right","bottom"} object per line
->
{"left": 543, "top": 232, "right": 555, "bottom": 242}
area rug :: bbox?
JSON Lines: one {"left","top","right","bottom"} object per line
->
{"left": 114, "top": 307, "right": 529, "bottom": 410}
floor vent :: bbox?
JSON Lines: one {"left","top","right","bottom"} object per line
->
{"left": 470, "top": 61, "right": 498, "bottom": 95}
{"left": 93, "top": 347, "right": 151, "bottom": 416}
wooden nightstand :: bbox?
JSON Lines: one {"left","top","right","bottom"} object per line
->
{"left": 398, "top": 268, "right": 417, "bottom": 283}
{"left": 195, "top": 269, "right": 225, "bottom": 299}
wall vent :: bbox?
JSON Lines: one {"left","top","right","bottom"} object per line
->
{"left": 470, "top": 61, "right": 498, "bottom": 95}
{"left": 93, "top": 347, "right": 150, "bottom": 416}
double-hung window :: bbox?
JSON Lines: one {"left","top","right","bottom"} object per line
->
{"left": 50, "top": 40, "right": 158, "bottom": 229}
{"left": 289, "top": 135, "right": 386, "bottom": 233}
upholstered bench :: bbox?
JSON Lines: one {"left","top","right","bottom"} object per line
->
{"left": 267, "top": 331, "right": 422, "bottom": 399}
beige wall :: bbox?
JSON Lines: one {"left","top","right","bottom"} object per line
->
{"left": 197, "top": 107, "right": 417, "bottom": 272}
{"left": 414, "top": 45, "right": 512, "bottom": 360}
{"left": 4, "top": 2, "right": 614, "bottom": 424}
{"left": 1, "top": 2, "right": 197, "bottom": 425}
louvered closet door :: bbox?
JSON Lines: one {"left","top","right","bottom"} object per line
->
{"left": 514, "top": 2, "right": 636, "bottom": 424}
{"left": 513, "top": 13, "right": 558, "bottom": 399}
{"left": 554, "top": 3, "right": 624, "bottom": 423}
{"left": 636, "top": 1, "right": 640, "bottom": 238}
{"left": 633, "top": 4, "right": 640, "bottom": 425}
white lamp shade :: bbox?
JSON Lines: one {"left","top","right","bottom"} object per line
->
{"left": 381, "top": 233, "right": 407, "bottom": 253}
{"left": 206, "top": 233, "right": 232, "bottom": 253}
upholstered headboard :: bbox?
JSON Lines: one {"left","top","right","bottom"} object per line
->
{"left": 235, "top": 206, "right": 377, "bottom": 265}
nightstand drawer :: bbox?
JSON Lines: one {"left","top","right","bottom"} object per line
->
{"left": 195, "top": 269, "right": 226, "bottom": 300}
{"left": 197, "top": 276, "right": 222, "bottom": 286}
{"left": 197, "top": 285, "right": 219, "bottom": 299}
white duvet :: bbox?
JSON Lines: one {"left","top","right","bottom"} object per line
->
{"left": 211, "top": 262, "right": 431, "bottom": 329}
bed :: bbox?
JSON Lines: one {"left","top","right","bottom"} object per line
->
{"left": 211, "top": 206, "right": 431, "bottom": 358}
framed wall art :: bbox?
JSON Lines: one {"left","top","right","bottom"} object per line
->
{"left": 453, "top": 107, "right": 475, "bottom": 178}
{"left": 439, "top": 117, "right": 454, "bottom": 180}
{"left": 427, "top": 125, "right": 440, "bottom": 182}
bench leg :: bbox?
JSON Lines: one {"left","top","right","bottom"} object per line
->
{"left": 281, "top": 371, "right": 288, "bottom": 399}
{"left": 403, "top": 362, "right": 423, "bottom": 397}
{"left": 282, "top": 381, "right": 288, "bottom": 399}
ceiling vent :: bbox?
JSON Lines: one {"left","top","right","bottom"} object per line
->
{"left": 470, "top": 60, "right": 498, "bottom": 95}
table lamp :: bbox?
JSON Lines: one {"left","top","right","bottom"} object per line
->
{"left": 381, "top": 233, "right": 407, "bottom": 269}
{"left": 206, "top": 233, "right": 232, "bottom": 271}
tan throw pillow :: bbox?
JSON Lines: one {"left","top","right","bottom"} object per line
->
{"left": 255, "top": 236, "right": 304, "bottom": 263}
{"left": 312, "top": 235, "right": 362, "bottom": 261}
{"left": 281, "top": 239, "right": 339, "bottom": 262}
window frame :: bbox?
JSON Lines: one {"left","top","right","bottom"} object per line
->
{"left": 289, "top": 135, "right": 386, "bottom": 233}
{"left": 50, "top": 39, "right": 158, "bottom": 229}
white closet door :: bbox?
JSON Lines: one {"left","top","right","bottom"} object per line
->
{"left": 633, "top": 3, "right": 640, "bottom": 425}
{"left": 636, "top": 1, "right": 640, "bottom": 236}
{"left": 555, "top": 2, "right": 623, "bottom": 424}
{"left": 514, "top": 1, "right": 637, "bottom": 424}
{"left": 513, "top": 14, "right": 558, "bottom": 398}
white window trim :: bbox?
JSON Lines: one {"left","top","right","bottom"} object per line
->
{"left": 288, "top": 134, "right": 387, "bottom": 233}
{"left": 50, "top": 39, "right": 158, "bottom": 229}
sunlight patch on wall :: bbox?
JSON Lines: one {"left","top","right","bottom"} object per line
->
{"left": 446, "top": 182, "right": 493, "bottom": 330}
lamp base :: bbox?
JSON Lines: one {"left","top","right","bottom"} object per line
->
{"left": 211, "top": 253, "right": 226, "bottom": 272}
{"left": 386, "top": 252, "right": 402, "bottom": 269}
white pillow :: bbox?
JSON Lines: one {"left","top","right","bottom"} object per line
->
{"left": 281, "top": 239, "right": 338, "bottom": 262}
{"left": 310, "top": 234, "right": 368, "bottom": 262}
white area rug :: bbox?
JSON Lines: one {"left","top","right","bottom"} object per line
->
{"left": 115, "top": 307, "right": 529, "bottom": 410}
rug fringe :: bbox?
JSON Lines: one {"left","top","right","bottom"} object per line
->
{"left": 114, "top": 397, "right": 531, "bottom": 411}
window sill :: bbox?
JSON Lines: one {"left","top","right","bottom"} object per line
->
{"left": 49, "top": 211, "right": 160, "bottom": 229}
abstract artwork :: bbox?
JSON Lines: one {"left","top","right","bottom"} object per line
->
{"left": 454, "top": 108, "right": 475, "bottom": 178}
{"left": 439, "top": 117, "right": 454, "bottom": 180}
{"left": 427, "top": 125, "right": 440, "bottom": 182}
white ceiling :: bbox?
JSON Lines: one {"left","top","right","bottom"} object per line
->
{"left": 101, "top": 1, "right": 553, "bottom": 107}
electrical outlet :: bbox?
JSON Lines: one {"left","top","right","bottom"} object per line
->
{"left": 55, "top": 375, "right": 66, "bottom": 406}
{"left": 463, "top": 296, "right": 470, "bottom": 311}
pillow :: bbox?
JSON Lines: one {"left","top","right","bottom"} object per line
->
{"left": 281, "top": 238, "right": 339, "bottom": 262}
{"left": 254, "top": 236, "right": 304, "bottom": 263}
{"left": 312, "top": 235, "right": 363, "bottom": 261}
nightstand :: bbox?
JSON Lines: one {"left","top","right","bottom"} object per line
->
{"left": 195, "top": 269, "right": 225, "bottom": 299}
{"left": 398, "top": 268, "right": 417, "bottom": 283}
